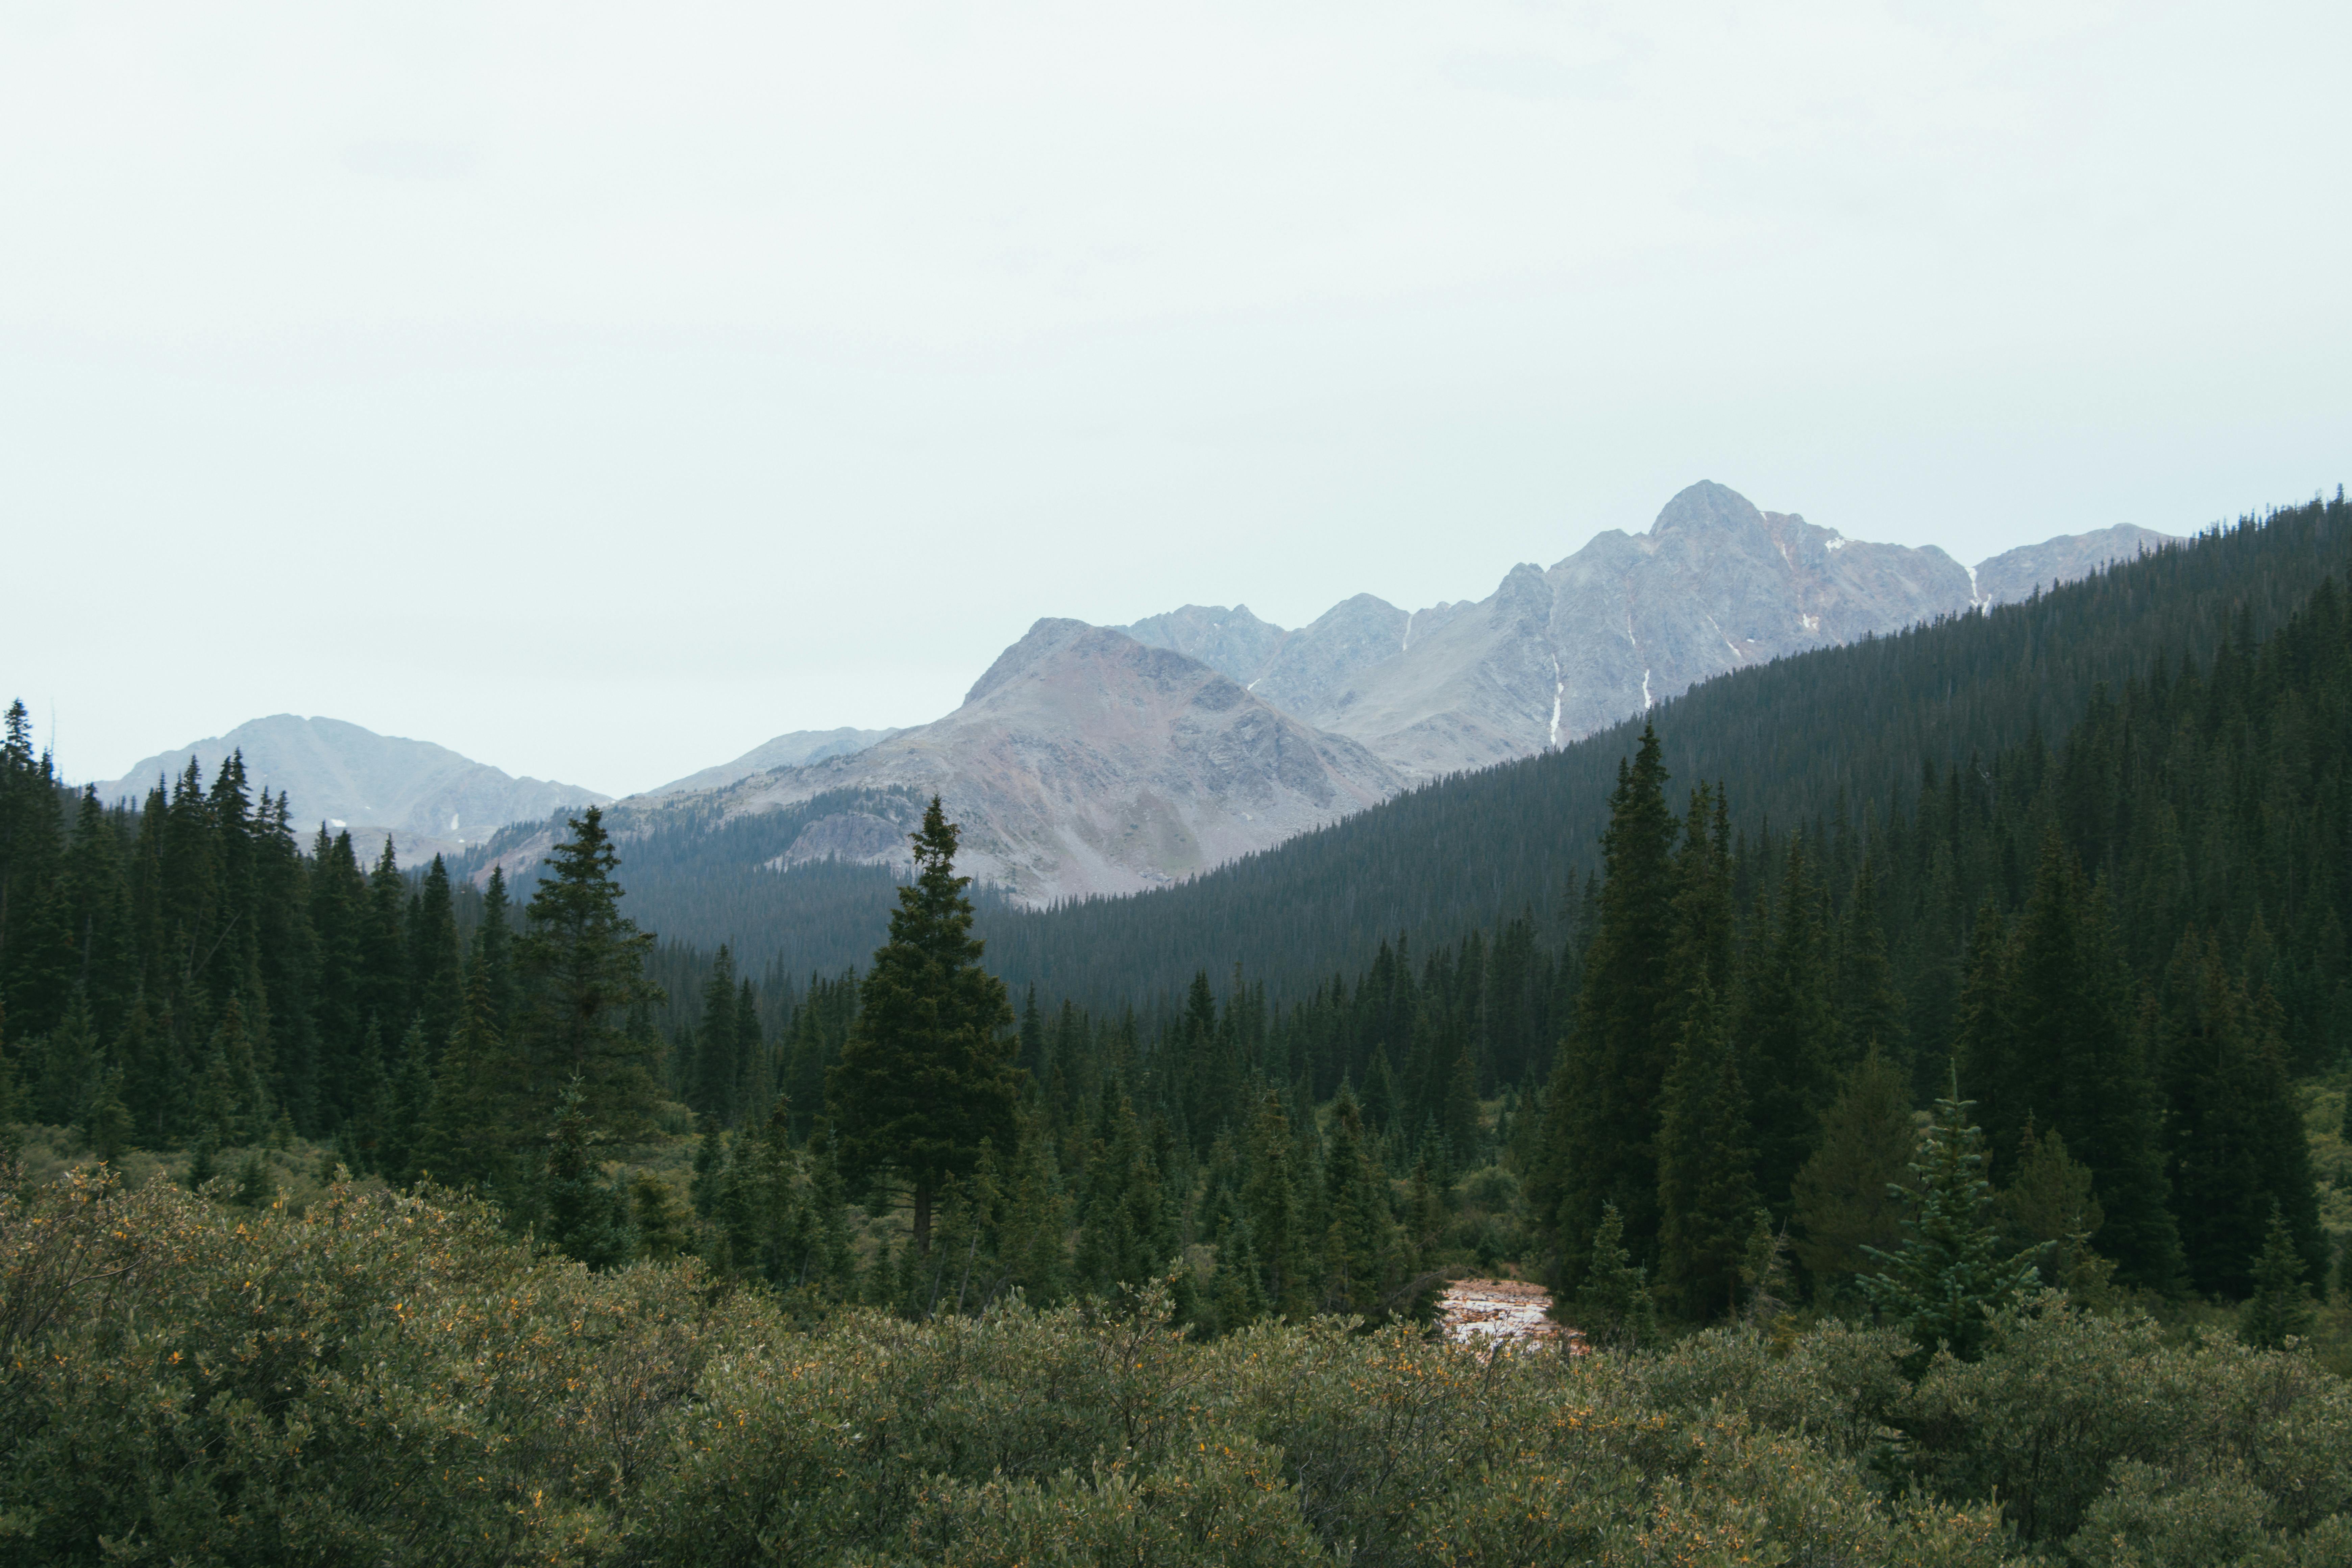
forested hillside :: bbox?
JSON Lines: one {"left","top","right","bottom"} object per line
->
{"left": 982, "top": 492, "right": 2352, "bottom": 1006}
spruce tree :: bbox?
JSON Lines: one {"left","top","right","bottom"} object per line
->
{"left": 734, "top": 978, "right": 766, "bottom": 1115}
{"left": 1653, "top": 975, "right": 1759, "bottom": 1321}
{"left": 630, "top": 1169, "right": 694, "bottom": 1261}
{"left": 1439, "top": 1040, "right": 1482, "bottom": 1168}
{"left": 827, "top": 798, "right": 1019, "bottom": 1254}
{"left": 415, "top": 970, "right": 526, "bottom": 1198}
{"left": 1575, "top": 1203, "right": 1659, "bottom": 1351}
{"left": 84, "top": 1068, "right": 132, "bottom": 1163}
{"left": 1320, "top": 1085, "right": 1400, "bottom": 1318}
{"left": 2238, "top": 1202, "right": 2317, "bottom": 1350}
{"left": 2161, "top": 931, "right": 2325, "bottom": 1296}
{"left": 514, "top": 807, "right": 664, "bottom": 1141}
{"left": 359, "top": 838, "right": 410, "bottom": 1039}
{"left": 997, "top": 1108, "right": 1071, "bottom": 1303}
{"left": 695, "top": 945, "right": 740, "bottom": 1124}
{"left": 1836, "top": 858, "right": 1908, "bottom": 1075}
{"left": 1074, "top": 1096, "right": 1168, "bottom": 1293}
{"left": 1789, "top": 1047, "right": 1916, "bottom": 1301}
{"left": 1242, "top": 1090, "right": 1313, "bottom": 1318}
{"left": 410, "top": 855, "right": 464, "bottom": 1054}
{"left": 1739, "top": 833, "right": 1839, "bottom": 1220}
{"left": 2004, "top": 836, "right": 2181, "bottom": 1291}
{"left": 1994, "top": 1121, "right": 2113, "bottom": 1299}
{"left": 542, "top": 1078, "right": 634, "bottom": 1271}
{"left": 1860, "top": 1077, "right": 2039, "bottom": 1363}
{"left": 1540, "top": 725, "right": 1679, "bottom": 1288}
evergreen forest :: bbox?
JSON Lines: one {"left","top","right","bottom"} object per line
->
{"left": 3, "top": 494, "right": 2352, "bottom": 1566}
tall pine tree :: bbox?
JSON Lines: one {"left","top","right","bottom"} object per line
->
{"left": 827, "top": 798, "right": 1020, "bottom": 1254}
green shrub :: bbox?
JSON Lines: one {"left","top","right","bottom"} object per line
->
{"left": 8, "top": 1167, "right": 2349, "bottom": 1567}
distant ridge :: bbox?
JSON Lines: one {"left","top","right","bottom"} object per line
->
{"left": 641, "top": 728, "right": 903, "bottom": 798}
{"left": 95, "top": 714, "right": 608, "bottom": 864}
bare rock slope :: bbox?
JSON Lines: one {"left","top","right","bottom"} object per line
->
{"left": 1148, "top": 484, "right": 2177, "bottom": 782}
{"left": 643, "top": 727, "right": 901, "bottom": 797}
{"left": 688, "top": 620, "right": 1401, "bottom": 903}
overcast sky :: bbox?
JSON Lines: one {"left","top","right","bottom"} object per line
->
{"left": 4, "top": 1, "right": 2346, "bottom": 797}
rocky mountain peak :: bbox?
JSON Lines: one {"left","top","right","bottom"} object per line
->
{"left": 1649, "top": 479, "right": 1767, "bottom": 540}
{"left": 962, "top": 618, "right": 1099, "bottom": 706}
{"left": 1119, "top": 603, "right": 1289, "bottom": 687}
{"left": 700, "top": 622, "right": 1398, "bottom": 903}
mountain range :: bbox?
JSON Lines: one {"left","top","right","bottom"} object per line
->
{"left": 578, "top": 482, "right": 2170, "bottom": 902}
{"left": 97, "top": 484, "right": 2175, "bottom": 899}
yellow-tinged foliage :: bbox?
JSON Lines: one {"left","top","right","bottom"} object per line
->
{"left": 3, "top": 1169, "right": 2348, "bottom": 1566}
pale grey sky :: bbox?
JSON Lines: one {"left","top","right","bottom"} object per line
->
{"left": 4, "top": 1, "right": 2345, "bottom": 795}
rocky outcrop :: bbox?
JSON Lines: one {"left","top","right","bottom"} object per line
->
{"left": 1119, "top": 604, "right": 1288, "bottom": 687}
{"left": 690, "top": 619, "right": 1402, "bottom": 903}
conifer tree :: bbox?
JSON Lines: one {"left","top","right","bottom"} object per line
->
{"left": 630, "top": 1169, "right": 694, "bottom": 1262}
{"left": 1653, "top": 975, "right": 1758, "bottom": 1320}
{"left": 1360, "top": 1045, "right": 1400, "bottom": 1140}
{"left": 1789, "top": 1048, "right": 1916, "bottom": 1301}
{"left": 1439, "top": 1040, "right": 1482, "bottom": 1168}
{"left": 734, "top": 978, "right": 766, "bottom": 1114}
{"left": 1575, "top": 1203, "right": 1658, "bottom": 1350}
{"left": 1540, "top": 725, "right": 1679, "bottom": 1287}
{"left": 2002, "top": 835, "right": 2181, "bottom": 1290}
{"left": 542, "top": 1078, "right": 634, "bottom": 1271}
{"left": 997, "top": 1109, "right": 1071, "bottom": 1303}
{"left": 1860, "top": 1077, "right": 2039, "bottom": 1363}
{"left": 1241, "top": 1090, "right": 1313, "bottom": 1318}
{"left": 416, "top": 970, "right": 525, "bottom": 1197}
{"left": 2238, "top": 1203, "right": 2317, "bottom": 1350}
{"left": 360, "top": 838, "right": 410, "bottom": 1039}
{"left": 1320, "top": 1086, "right": 1399, "bottom": 1318}
{"left": 378, "top": 1019, "right": 433, "bottom": 1185}
{"left": 689, "top": 1125, "right": 725, "bottom": 1219}
{"left": 1074, "top": 1096, "right": 1168, "bottom": 1293}
{"left": 33, "top": 991, "right": 98, "bottom": 1126}
{"left": 695, "top": 945, "right": 740, "bottom": 1124}
{"left": 2161, "top": 931, "right": 2325, "bottom": 1296}
{"left": 475, "top": 865, "right": 516, "bottom": 1034}
{"left": 1018, "top": 985, "right": 1044, "bottom": 1074}
{"left": 1947, "top": 900, "right": 2014, "bottom": 1114}
{"left": 84, "top": 1068, "right": 131, "bottom": 1163}
{"left": 409, "top": 856, "right": 464, "bottom": 1055}
{"left": 827, "top": 798, "right": 1019, "bottom": 1254}
{"left": 1836, "top": 858, "right": 1908, "bottom": 1074}
{"left": 1740, "top": 833, "right": 1840, "bottom": 1219}
{"left": 1207, "top": 1216, "right": 1269, "bottom": 1336}
{"left": 1994, "top": 1120, "right": 2112, "bottom": 1298}
{"left": 195, "top": 996, "right": 268, "bottom": 1144}
{"left": 514, "top": 807, "right": 664, "bottom": 1141}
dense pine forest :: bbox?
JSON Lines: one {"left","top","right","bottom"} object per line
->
{"left": 4, "top": 494, "right": 2352, "bottom": 1565}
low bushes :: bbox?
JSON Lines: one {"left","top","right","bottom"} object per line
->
{"left": 2, "top": 1169, "right": 2346, "bottom": 1566}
